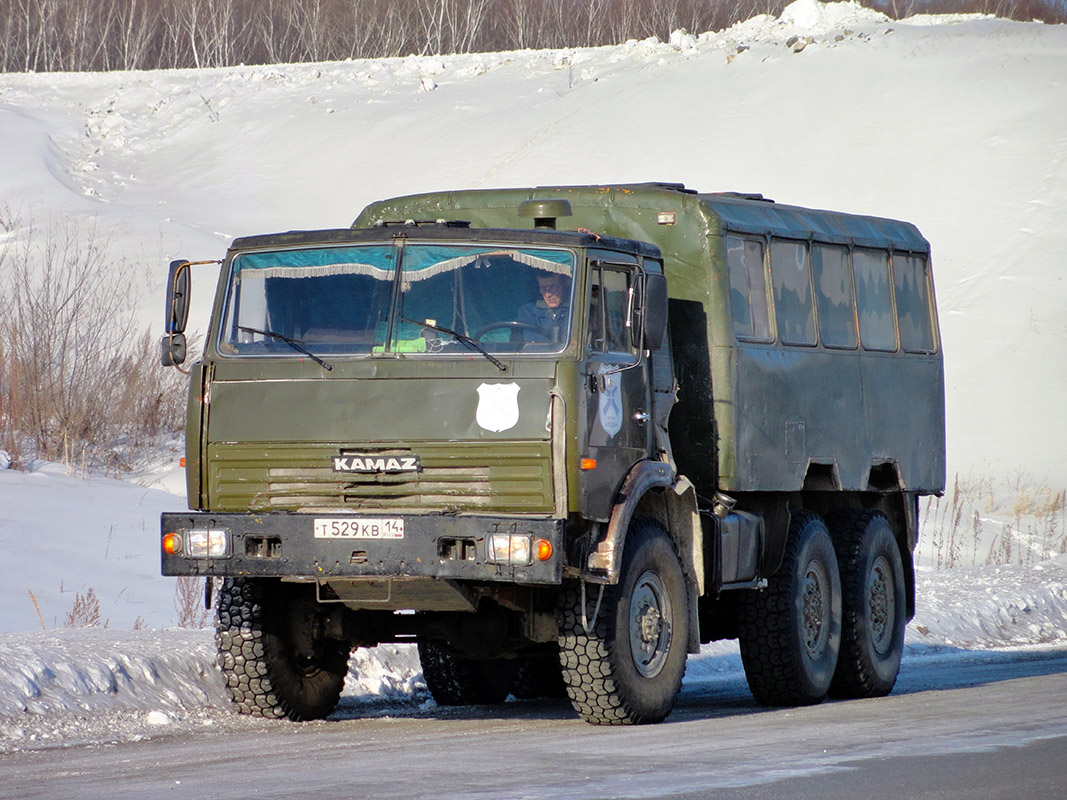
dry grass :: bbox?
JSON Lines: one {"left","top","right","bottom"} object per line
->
{"left": 63, "top": 587, "right": 103, "bottom": 628}
{"left": 920, "top": 473, "right": 1067, "bottom": 569}
{"left": 174, "top": 576, "right": 213, "bottom": 629}
{"left": 0, "top": 212, "right": 188, "bottom": 473}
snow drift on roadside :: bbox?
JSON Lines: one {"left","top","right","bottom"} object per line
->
{"left": 5, "top": 555, "right": 1067, "bottom": 752}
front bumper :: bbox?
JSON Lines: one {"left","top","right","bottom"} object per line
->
{"left": 160, "top": 511, "right": 564, "bottom": 585}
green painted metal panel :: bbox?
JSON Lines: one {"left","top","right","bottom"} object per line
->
{"left": 353, "top": 184, "right": 944, "bottom": 496}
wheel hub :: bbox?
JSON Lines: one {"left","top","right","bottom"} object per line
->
{"left": 637, "top": 605, "right": 663, "bottom": 644}
{"left": 629, "top": 571, "right": 672, "bottom": 678}
{"left": 801, "top": 562, "right": 828, "bottom": 658}
{"left": 867, "top": 555, "right": 894, "bottom": 654}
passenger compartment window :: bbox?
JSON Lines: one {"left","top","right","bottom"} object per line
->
{"left": 853, "top": 248, "right": 897, "bottom": 351}
{"left": 726, "top": 236, "right": 771, "bottom": 342}
{"left": 812, "top": 244, "right": 857, "bottom": 349}
{"left": 894, "top": 254, "right": 937, "bottom": 353}
{"left": 769, "top": 239, "right": 816, "bottom": 346}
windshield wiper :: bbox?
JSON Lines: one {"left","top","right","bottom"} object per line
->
{"left": 237, "top": 325, "right": 333, "bottom": 371}
{"left": 399, "top": 316, "right": 507, "bottom": 372}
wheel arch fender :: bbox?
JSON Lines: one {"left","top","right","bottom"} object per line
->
{"left": 585, "top": 460, "right": 702, "bottom": 654}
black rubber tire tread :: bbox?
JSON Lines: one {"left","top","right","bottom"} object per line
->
{"left": 417, "top": 640, "right": 517, "bottom": 705}
{"left": 215, "top": 577, "right": 349, "bottom": 721}
{"left": 738, "top": 510, "right": 842, "bottom": 707}
{"left": 557, "top": 517, "right": 689, "bottom": 725}
{"left": 826, "top": 509, "right": 907, "bottom": 699}
{"left": 511, "top": 654, "right": 568, "bottom": 700}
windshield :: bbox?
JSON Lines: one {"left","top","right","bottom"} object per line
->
{"left": 218, "top": 242, "right": 575, "bottom": 358}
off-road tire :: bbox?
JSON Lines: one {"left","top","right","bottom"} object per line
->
{"left": 511, "top": 654, "right": 567, "bottom": 700}
{"left": 417, "top": 640, "right": 517, "bottom": 705}
{"left": 215, "top": 577, "right": 350, "bottom": 721}
{"left": 827, "top": 509, "right": 907, "bottom": 698}
{"left": 557, "top": 517, "right": 689, "bottom": 725}
{"left": 739, "top": 510, "right": 842, "bottom": 707}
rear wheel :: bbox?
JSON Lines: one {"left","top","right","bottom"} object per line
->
{"left": 739, "top": 510, "right": 842, "bottom": 707}
{"left": 827, "top": 509, "right": 907, "bottom": 698}
{"left": 215, "top": 578, "right": 350, "bottom": 721}
{"left": 557, "top": 517, "right": 689, "bottom": 725}
{"left": 418, "top": 640, "right": 518, "bottom": 705}
{"left": 511, "top": 653, "right": 567, "bottom": 700}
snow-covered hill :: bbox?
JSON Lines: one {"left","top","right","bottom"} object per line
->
{"left": 2, "top": 0, "right": 1065, "bottom": 484}
{"left": 1, "top": 0, "right": 1066, "bottom": 751}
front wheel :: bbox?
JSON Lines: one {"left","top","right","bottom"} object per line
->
{"left": 558, "top": 517, "right": 689, "bottom": 725}
{"left": 215, "top": 578, "right": 350, "bottom": 721}
{"left": 739, "top": 510, "right": 842, "bottom": 707}
{"left": 827, "top": 509, "right": 907, "bottom": 698}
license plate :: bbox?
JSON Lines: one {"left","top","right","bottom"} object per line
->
{"left": 313, "top": 518, "right": 404, "bottom": 539}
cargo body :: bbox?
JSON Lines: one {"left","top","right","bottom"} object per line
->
{"left": 161, "top": 184, "right": 944, "bottom": 724}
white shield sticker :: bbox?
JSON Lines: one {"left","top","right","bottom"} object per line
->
{"left": 476, "top": 382, "right": 521, "bottom": 433}
{"left": 597, "top": 364, "right": 623, "bottom": 439}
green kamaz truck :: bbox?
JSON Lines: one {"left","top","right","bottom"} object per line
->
{"left": 160, "top": 183, "right": 944, "bottom": 725}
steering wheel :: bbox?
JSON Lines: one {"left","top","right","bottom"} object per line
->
{"left": 471, "top": 320, "right": 551, "bottom": 342}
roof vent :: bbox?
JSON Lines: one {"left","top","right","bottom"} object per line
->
{"left": 518, "top": 199, "right": 573, "bottom": 229}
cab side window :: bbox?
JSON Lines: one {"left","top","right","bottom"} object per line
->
{"left": 588, "top": 266, "right": 636, "bottom": 356}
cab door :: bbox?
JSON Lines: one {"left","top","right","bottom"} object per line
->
{"left": 578, "top": 259, "right": 652, "bottom": 521}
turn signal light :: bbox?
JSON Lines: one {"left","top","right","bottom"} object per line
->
{"left": 162, "top": 532, "right": 183, "bottom": 555}
{"left": 580, "top": 458, "right": 597, "bottom": 470}
{"left": 179, "top": 457, "right": 186, "bottom": 468}
{"left": 536, "top": 539, "right": 553, "bottom": 561}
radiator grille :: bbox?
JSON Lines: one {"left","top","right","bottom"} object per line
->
{"left": 207, "top": 442, "right": 553, "bottom": 514}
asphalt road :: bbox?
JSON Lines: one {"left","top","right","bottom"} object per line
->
{"left": 3, "top": 647, "right": 1066, "bottom": 800}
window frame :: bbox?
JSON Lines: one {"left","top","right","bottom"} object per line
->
{"left": 726, "top": 234, "right": 773, "bottom": 344}
{"left": 768, "top": 237, "right": 817, "bottom": 348}
{"left": 587, "top": 261, "right": 639, "bottom": 360}
{"left": 811, "top": 242, "right": 859, "bottom": 351}
{"left": 852, "top": 246, "right": 900, "bottom": 353}
{"left": 893, "top": 252, "right": 939, "bottom": 355}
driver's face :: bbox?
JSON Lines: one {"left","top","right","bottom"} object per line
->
{"left": 537, "top": 275, "right": 567, "bottom": 309}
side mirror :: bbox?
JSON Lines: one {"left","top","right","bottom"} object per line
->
{"left": 161, "top": 332, "right": 187, "bottom": 367}
{"left": 162, "top": 260, "right": 191, "bottom": 367}
{"left": 165, "top": 260, "right": 191, "bottom": 335}
{"left": 642, "top": 272, "right": 668, "bottom": 350}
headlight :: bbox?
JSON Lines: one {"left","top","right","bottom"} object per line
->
{"left": 487, "top": 533, "right": 532, "bottom": 565}
{"left": 186, "top": 528, "right": 230, "bottom": 558}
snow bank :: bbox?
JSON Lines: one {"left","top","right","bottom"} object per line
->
{"left": 4, "top": 559, "right": 1067, "bottom": 752}
{"left": 0, "top": 630, "right": 222, "bottom": 719}
{"left": 911, "top": 555, "right": 1067, "bottom": 648}
{"left": 0, "top": 462, "right": 185, "bottom": 633}
{"left": 779, "top": 0, "right": 889, "bottom": 31}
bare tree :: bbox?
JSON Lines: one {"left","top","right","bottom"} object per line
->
{"left": 0, "top": 216, "right": 186, "bottom": 472}
{"left": 1, "top": 0, "right": 1064, "bottom": 73}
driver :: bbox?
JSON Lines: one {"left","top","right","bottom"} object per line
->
{"left": 517, "top": 270, "right": 571, "bottom": 343}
